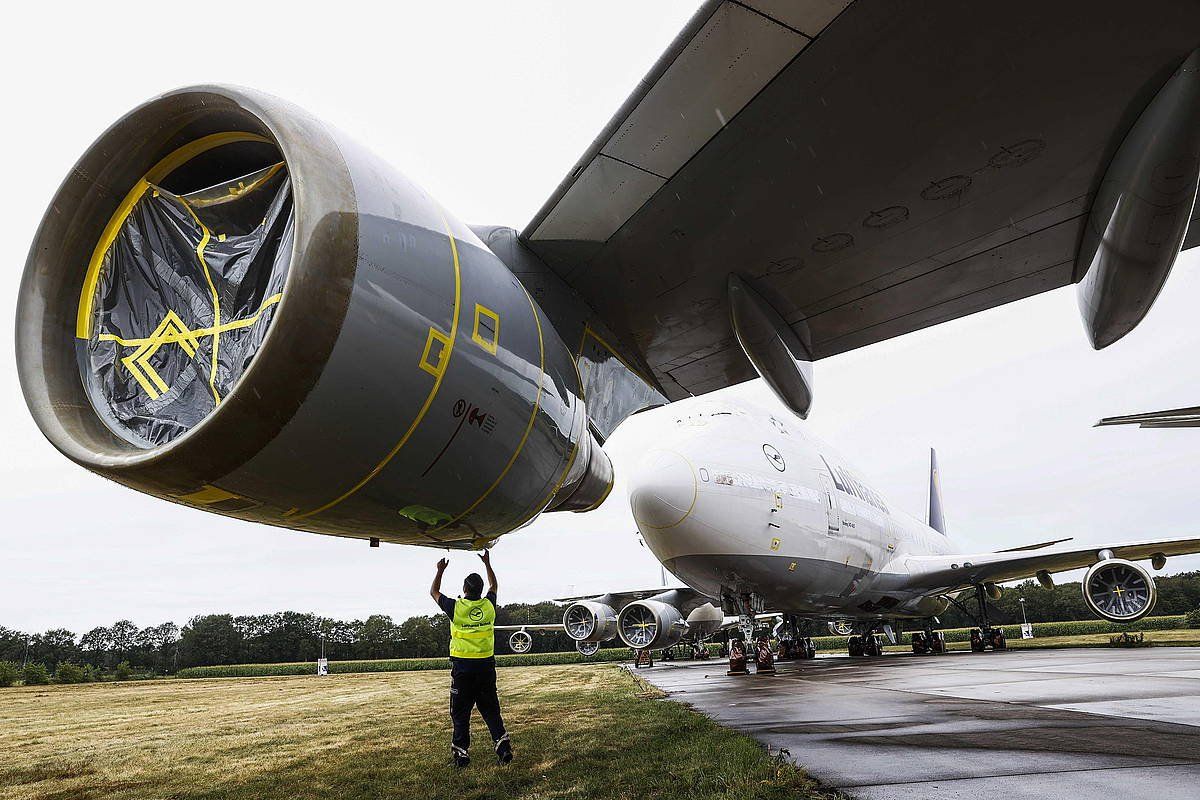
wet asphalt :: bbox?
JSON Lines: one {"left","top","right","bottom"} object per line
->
{"left": 635, "top": 647, "right": 1200, "bottom": 798}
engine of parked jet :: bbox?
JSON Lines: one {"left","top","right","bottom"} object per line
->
{"left": 16, "top": 85, "right": 636, "bottom": 551}
{"left": 562, "top": 601, "right": 619, "bottom": 643}
{"left": 1082, "top": 558, "right": 1156, "bottom": 622}
{"left": 616, "top": 600, "right": 689, "bottom": 650}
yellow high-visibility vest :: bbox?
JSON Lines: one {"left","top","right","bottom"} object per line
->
{"left": 450, "top": 597, "right": 495, "bottom": 658}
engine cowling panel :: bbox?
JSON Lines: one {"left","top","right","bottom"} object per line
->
{"left": 562, "top": 601, "right": 618, "bottom": 643}
{"left": 16, "top": 85, "right": 613, "bottom": 550}
{"left": 616, "top": 600, "right": 689, "bottom": 650}
{"left": 1082, "top": 558, "right": 1157, "bottom": 622}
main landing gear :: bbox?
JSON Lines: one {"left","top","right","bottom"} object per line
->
{"left": 776, "top": 615, "right": 816, "bottom": 661}
{"left": 847, "top": 630, "right": 884, "bottom": 657}
{"left": 947, "top": 585, "right": 1008, "bottom": 653}
{"left": 910, "top": 627, "right": 946, "bottom": 654}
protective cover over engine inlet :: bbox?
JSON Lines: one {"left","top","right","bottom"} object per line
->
{"left": 79, "top": 138, "right": 293, "bottom": 446}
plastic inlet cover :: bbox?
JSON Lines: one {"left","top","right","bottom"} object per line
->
{"left": 79, "top": 163, "right": 294, "bottom": 446}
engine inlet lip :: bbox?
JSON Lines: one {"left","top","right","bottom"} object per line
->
{"left": 16, "top": 85, "right": 358, "bottom": 488}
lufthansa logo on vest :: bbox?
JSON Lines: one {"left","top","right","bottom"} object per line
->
{"left": 469, "top": 606, "right": 484, "bottom": 622}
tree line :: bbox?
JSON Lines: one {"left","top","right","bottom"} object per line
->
{"left": 0, "top": 601, "right": 578, "bottom": 674}
{"left": 4, "top": 573, "right": 1199, "bottom": 674}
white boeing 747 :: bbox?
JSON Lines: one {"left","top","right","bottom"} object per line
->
{"left": 551, "top": 398, "right": 1200, "bottom": 659}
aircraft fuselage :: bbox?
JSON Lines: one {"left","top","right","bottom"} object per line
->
{"left": 630, "top": 400, "right": 954, "bottom": 621}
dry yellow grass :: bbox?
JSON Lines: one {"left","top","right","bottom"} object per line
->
{"left": 1, "top": 664, "right": 839, "bottom": 800}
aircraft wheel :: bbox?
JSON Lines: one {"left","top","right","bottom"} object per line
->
{"left": 990, "top": 629, "right": 1007, "bottom": 651}
{"left": 969, "top": 629, "right": 986, "bottom": 652}
{"left": 911, "top": 631, "right": 929, "bottom": 654}
{"left": 929, "top": 632, "right": 946, "bottom": 653}
{"left": 864, "top": 634, "right": 883, "bottom": 657}
{"left": 805, "top": 638, "right": 817, "bottom": 659}
{"left": 847, "top": 635, "right": 864, "bottom": 657}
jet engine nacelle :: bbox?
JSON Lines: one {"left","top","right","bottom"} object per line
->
{"left": 616, "top": 600, "right": 689, "bottom": 650}
{"left": 1082, "top": 558, "right": 1157, "bottom": 622}
{"left": 16, "top": 85, "right": 612, "bottom": 550}
{"left": 562, "top": 601, "right": 618, "bottom": 643}
{"left": 507, "top": 630, "right": 533, "bottom": 654}
{"left": 684, "top": 603, "right": 724, "bottom": 640}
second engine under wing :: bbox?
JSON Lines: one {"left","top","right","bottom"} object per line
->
{"left": 897, "top": 536, "right": 1200, "bottom": 593}
{"left": 523, "top": 0, "right": 1200, "bottom": 400}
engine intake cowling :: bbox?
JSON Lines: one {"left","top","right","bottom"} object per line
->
{"left": 1082, "top": 558, "right": 1157, "bottom": 622}
{"left": 616, "top": 600, "right": 689, "bottom": 650}
{"left": 507, "top": 630, "right": 534, "bottom": 654}
{"left": 16, "top": 85, "right": 612, "bottom": 550}
{"left": 562, "top": 601, "right": 618, "bottom": 643}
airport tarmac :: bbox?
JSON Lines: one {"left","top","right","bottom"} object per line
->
{"left": 637, "top": 647, "right": 1200, "bottom": 799}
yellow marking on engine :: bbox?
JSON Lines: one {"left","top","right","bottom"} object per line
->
{"left": 471, "top": 303, "right": 500, "bottom": 354}
{"left": 428, "top": 282, "right": 545, "bottom": 534}
{"left": 788, "top": 562, "right": 797, "bottom": 572}
{"left": 176, "top": 196, "right": 222, "bottom": 404}
{"left": 77, "top": 132, "right": 272, "bottom": 339}
{"left": 419, "top": 326, "right": 452, "bottom": 378}
{"left": 292, "top": 211, "right": 463, "bottom": 521}
{"left": 176, "top": 485, "right": 240, "bottom": 505}
{"left": 770, "top": 538, "right": 781, "bottom": 551}
{"left": 187, "top": 162, "right": 286, "bottom": 208}
{"left": 98, "top": 294, "right": 283, "bottom": 347}
{"left": 117, "top": 311, "right": 200, "bottom": 399}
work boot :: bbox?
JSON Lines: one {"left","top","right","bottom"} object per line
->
{"left": 495, "top": 734, "right": 513, "bottom": 765}
{"left": 451, "top": 745, "right": 470, "bottom": 768}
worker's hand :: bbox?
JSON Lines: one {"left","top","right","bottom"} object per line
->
{"left": 478, "top": 549, "right": 491, "bottom": 566}
{"left": 436, "top": 557, "right": 449, "bottom": 571}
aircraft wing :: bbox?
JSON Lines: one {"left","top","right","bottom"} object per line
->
{"left": 494, "top": 624, "right": 563, "bottom": 632}
{"left": 522, "top": 0, "right": 1200, "bottom": 400}
{"left": 553, "top": 585, "right": 716, "bottom": 617}
{"left": 1095, "top": 406, "right": 1200, "bottom": 428}
{"left": 900, "top": 536, "right": 1200, "bottom": 592}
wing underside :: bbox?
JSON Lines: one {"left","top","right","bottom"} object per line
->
{"left": 900, "top": 536, "right": 1200, "bottom": 593}
{"left": 523, "top": 0, "right": 1200, "bottom": 400}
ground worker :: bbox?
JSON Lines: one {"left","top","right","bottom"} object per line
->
{"left": 430, "top": 550, "right": 513, "bottom": 768}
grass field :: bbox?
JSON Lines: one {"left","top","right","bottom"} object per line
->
{"left": 0, "top": 664, "right": 841, "bottom": 800}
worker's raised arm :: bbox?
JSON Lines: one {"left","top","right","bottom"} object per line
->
{"left": 480, "top": 549, "right": 497, "bottom": 596}
{"left": 430, "top": 558, "right": 449, "bottom": 603}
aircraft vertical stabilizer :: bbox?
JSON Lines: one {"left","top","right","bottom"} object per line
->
{"left": 928, "top": 449, "right": 947, "bottom": 535}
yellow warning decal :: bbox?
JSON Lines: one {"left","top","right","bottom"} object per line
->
{"left": 419, "top": 327, "right": 452, "bottom": 378}
{"left": 471, "top": 303, "right": 500, "bottom": 355}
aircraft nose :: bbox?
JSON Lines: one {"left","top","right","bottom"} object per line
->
{"left": 629, "top": 449, "right": 696, "bottom": 530}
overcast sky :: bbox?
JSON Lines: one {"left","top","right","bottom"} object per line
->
{"left": 3, "top": 2, "right": 1198, "bottom": 635}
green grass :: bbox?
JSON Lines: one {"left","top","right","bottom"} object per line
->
{"left": 176, "top": 647, "right": 634, "bottom": 678}
{"left": 0, "top": 664, "right": 842, "bottom": 800}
